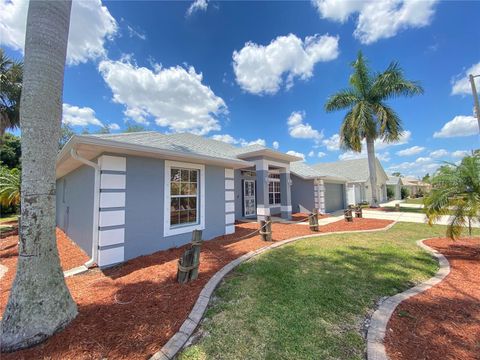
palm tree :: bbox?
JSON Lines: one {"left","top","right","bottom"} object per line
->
{"left": 0, "top": 167, "right": 21, "bottom": 207}
{"left": 325, "top": 51, "right": 423, "bottom": 206}
{"left": 0, "top": 0, "right": 77, "bottom": 352}
{"left": 0, "top": 48, "right": 23, "bottom": 139}
{"left": 424, "top": 155, "right": 480, "bottom": 238}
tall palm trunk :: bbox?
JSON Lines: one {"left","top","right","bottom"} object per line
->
{"left": 366, "top": 137, "right": 378, "bottom": 207}
{"left": 0, "top": 0, "right": 76, "bottom": 352}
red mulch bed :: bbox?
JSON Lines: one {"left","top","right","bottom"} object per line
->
{"left": 0, "top": 218, "right": 392, "bottom": 360}
{"left": 290, "top": 212, "right": 330, "bottom": 222}
{"left": 385, "top": 237, "right": 480, "bottom": 360}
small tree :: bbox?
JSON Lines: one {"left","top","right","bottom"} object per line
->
{"left": 424, "top": 155, "right": 480, "bottom": 238}
{"left": 386, "top": 186, "right": 394, "bottom": 200}
{"left": 401, "top": 187, "right": 409, "bottom": 199}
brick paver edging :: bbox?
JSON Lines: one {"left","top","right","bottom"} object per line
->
{"left": 366, "top": 239, "right": 451, "bottom": 360}
{"left": 150, "top": 221, "right": 398, "bottom": 360}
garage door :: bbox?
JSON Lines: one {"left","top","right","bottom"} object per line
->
{"left": 325, "top": 183, "right": 345, "bottom": 213}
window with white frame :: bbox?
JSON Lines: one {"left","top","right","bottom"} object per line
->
{"left": 170, "top": 168, "right": 199, "bottom": 226}
{"left": 268, "top": 173, "right": 281, "bottom": 205}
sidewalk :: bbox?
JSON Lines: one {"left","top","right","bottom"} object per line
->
{"left": 363, "top": 209, "right": 480, "bottom": 228}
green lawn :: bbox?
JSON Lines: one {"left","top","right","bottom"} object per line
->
{"left": 381, "top": 206, "right": 426, "bottom": 214}
{"left": 404, "top": 197, "right": 424, "bottom": 204}
{"left": 179, "top": 223, "right": 479, "bottom": 360}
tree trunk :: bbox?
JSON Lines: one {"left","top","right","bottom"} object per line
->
{"left": 0, "top": 0, "right": 76, "bottom": 352}
{"left": 366, "top": 137, "right": 378, "bottom": 207}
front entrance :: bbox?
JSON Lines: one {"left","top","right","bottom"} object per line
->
{"left": 243, "top": 180, "right": 256, "bottom": 217}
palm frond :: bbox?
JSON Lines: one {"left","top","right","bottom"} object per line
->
{"left": 349, "top": 50, "right": 371, "bottom": 97}
{"left": 373, "top": 103, "right": 403, "bottom": 142}
{"left": 372, "top": 61, "right": 423, "bottom": 100}
{"left": 325, "top": 89, "right": 360, "bottom": 112}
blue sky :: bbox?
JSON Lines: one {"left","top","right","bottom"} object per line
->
{"left": 1, "top": 0, "right": 479, "bottom": 177}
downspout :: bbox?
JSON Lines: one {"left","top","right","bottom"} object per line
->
{"left": 70, "top": 148, "right": 100, "bottom": 268}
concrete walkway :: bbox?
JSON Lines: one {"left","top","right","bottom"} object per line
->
{"left": 380, "top": 200, "right": 423, "bottom": 209}
{"left": 363, "top": 209, "right": 480, "bottom": 228}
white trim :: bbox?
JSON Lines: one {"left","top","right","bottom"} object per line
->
{"left": 99, "top": 228, "right": 125, "bottom": 247}
{"left": 225, "top": 213, "right": 235, "bottom": 225}
{"left": 281, "top": 205, "right": 292, "bottom": 212}
{"left": 225, "top": 225, "right": 235, "bottom": 235}
{"left": 100, "top": 173, "right": 126, "bottom": 190}
{"left": 98, "top": 155, "right": 126, "bottom": 172}
{"left": 99, "top": 210, "right": 125, "bottom": 228}
{"left": 98, "top": 246, "right": 124, "bottom": 267}
{"left": 225, "top": 202, "right": 234, "bottom": 213}
{"left": 99, "top": 192, "right": 125, "bottom": 208}
{"left": 225, "top": 190, "right": 234, "bottom": 201}
{"left": 225, "top": 168, "right": 234, "bottom": 178}
{"left": 164, "top": 160, "right": 205, "bottom": 237}
{"left": 256, "top": 207, "right": 270, "bottom": 216}
{"left": 225, "top": 179, "right": 234, "bottom": 190}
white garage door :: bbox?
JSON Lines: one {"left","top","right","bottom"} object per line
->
{"left": 325, "top": 183, "right": 345, "bottom": 213}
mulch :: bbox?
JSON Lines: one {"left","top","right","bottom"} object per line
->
{"left": 0, "top": 217, "right": 392, "bottom": 360}
{"left": 385, "top": 237, "right": 480, "bottom": 360}
{"left": 290, "top": 212, "right": 330, "bottom": 222}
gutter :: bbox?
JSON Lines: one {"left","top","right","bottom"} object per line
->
{"left": 70, "top": 148, "right": 100, "bottom": 268}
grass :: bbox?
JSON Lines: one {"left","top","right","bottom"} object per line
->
{"left": 179, "top": 223, "right": 480, "bottom": 360}
{"left": 404, "top": 197, "right": 424, "bottom": 204}
{"left": 381, "top": 206, "right": 426, "bottom": 214}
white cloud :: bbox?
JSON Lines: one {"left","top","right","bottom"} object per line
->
{"left": 127, "top": 25, "right": 146, "bottom": 41}
{"left": 317, "top": 151, "right": 326, "bottom": 158}
{"left": 308, "top": 150, "right": 315, "bottom": 157}
{"left": 322, "top": 133, "right": 341, "bottom": 151}
{"left": 233, "top": 33, "right": 339, "bottom": 95}
{"left": 272, "top": 141, "right": 280, "bottom": 150}
{"left": 287, "top": 111, "right": 323, "bottom": 140}
{"left": 339, "top": 150, "right": 390, "bottom": 162}
{"left": 433, "top": 115, "right": 478, "bottom": 138}
{"left": 388, "top": 157, "right": 441, "bottom": 178}
{"left": 98, "top": 58, "right": 227, "bottom": 136}
{"left": 323, "top": 130, "right": 411, "bottom": 152}
{"left": 451, "top": 62, "right": 480, "bottom": 95}
{"left": 312, "top": 0, "right": 438, "bottom": 44}
{"left": 211, "top": 134, "right": 266, "bottom": 147}
{"left": 452, "top": 150, "right": 469, "bottom": 158}
{"left": 0, "top": 0, "right": 117, "bottom": 65}
{"left": 286, "top": 150, "right": 306, "bottom": 161}
{"left": 108, "top": 123, "right": 120, "bottom": 131}
{"left": 396, "top": 145, "right": 425, "bottom": 156}
{"left": 308, "top": 149, "right": 326, "bottom": 158}
{"left": 62, "top": 103, "right": 103, "bottom": 127}
{"left": 430, "top": 149, "right": 448, "bottom": 159}
{"left": 186, "top": 0, "right": 208, "bottom": 17}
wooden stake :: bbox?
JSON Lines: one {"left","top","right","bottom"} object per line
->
{"left": 190, "top": 230, "right": 202, "bottom": 281}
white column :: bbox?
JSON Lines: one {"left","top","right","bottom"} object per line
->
{"left": 97, "top": 155, "right": 126, "bottom": 267}
{"left": 225, "top": 168, "right": 235, "bottom": 234}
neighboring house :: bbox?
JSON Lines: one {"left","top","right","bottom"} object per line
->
{"left": 386, "top": 176, "right": 402, "bottom": 200}
{"left": 311, "top": 158, "right": 389, "bottom": 205}
{"left": 56, "top": 132, "right": 302, "bottom": 268}
{"left": 401, "top": 177, "right": 431, "bottom": 197}
{"left": 290, "top": 161, "right": 348, "bottom": 214}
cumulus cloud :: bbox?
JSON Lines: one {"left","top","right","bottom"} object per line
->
{"left": 452, "top": 150, "right": 470, "bottom": 158}
{"left": 396, "top": 145, "right": 425, "bottom": 156}
{"left": 388, "top": 156, "right": 441, "bottom": 177}
{"left": 430, "top": 149, "right": 448, "bottom": 159}
{"left": 286, "top": 150, "right": 306, "bottom": 161}
{"left": 98, "top": 58, "right": 227, "bottom": 135}
{"left": 62, "top": 103, "right": 103, "bottom": 127}
{"left": 311, "top": 0, "right": 438, "bottom": 44}
{"left": 211, "top": 134, "right": 266, "bottom": 147}
{"left": 323, "top": 130, "right": 411, "bottom": 152}
{"left": 233, "top": 33, "right": 339, "bottom": 95}
{"left": 433, "top": 115, "right": 478, "bottom": 138}
{"left": 272, "top": 141, "right": 280, "bottom": 150}
{"left": 451, "top": 62, "right": 480, "bottom": 95}
{"left": 322, "top": 133, "right": 341, "bottom": 151}
{"left": 339, "top": 150, "right": 390, "bottom": 162}
{"left": 108, "top": 123, "right": 120, "bottom": 131}
{"left": 287, "top": 111, "right": 323, "bottom": 141}
{"left": 0, "top": 0, "right": 117, "bottom": 65}
{"left": 186, "top": 0, "right": 208, "bottom": 17}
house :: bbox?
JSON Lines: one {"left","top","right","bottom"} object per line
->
{"left": 401, "top": 177, "right": 431, "bottom": 197}
{"left": 386, "top": 176, "right": 402, "bottom": 200}
{"left": 56, "top": 131, "right": 303, "bottom": 268}
{"left": 311, "top": 158, "right": 389, "bottom": 205}
{"left": 290, "top": 161, "right": 348, "bottom": 214}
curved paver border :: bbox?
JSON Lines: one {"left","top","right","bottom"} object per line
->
{"left": 150, "top": 221, "right": 397, "bottom": 360}
{"left": 366, "top": 239, "right": 451, "bottom": 360}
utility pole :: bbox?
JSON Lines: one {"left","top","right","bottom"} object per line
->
{"left": 469, "top": 74, "right": 480, "bottom": 133}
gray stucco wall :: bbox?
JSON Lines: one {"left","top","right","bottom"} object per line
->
{"left": 291, "top": 174, "right": 315, "bottom": 213}
{"left": 56, "top": 164, "right": 95, "bottom": 256}
{"left": 124, "top": 156, "right": 226, "bottom": 260}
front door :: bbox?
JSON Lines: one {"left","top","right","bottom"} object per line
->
{"left": 243, "top": 180, "right": 256, "bottom": 217}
